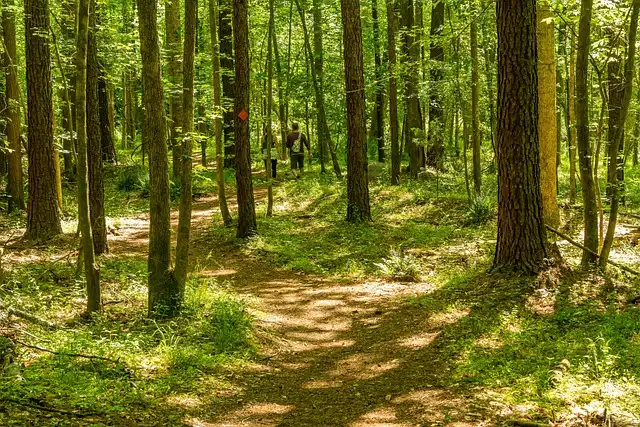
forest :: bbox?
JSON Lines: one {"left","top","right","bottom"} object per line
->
{"left": 1, "top": 0, "right": 640, "bottom": 424}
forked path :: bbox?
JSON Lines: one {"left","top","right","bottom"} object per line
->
{"left": 113, "top": 189, "right": 485, "bottom": 427}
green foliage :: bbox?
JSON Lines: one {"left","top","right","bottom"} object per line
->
{"left": 375, "top": 248, "right": 422, "bottom": 282}
{"left": 466, "top": 196, "right": 495, "bottom": 225}
{"left": 117, "top": 165, "right": 149, "bottom": 192}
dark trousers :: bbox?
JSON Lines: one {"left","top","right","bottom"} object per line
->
{"left": 264, "top": 159, "right": 277, "bottom": 178}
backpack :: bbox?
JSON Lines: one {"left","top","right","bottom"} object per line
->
{"left": 292, "top": 133, "right": 302, "bottom": 153}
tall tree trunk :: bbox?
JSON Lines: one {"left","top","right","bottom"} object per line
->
{"left": 600, "top": 0, "right": 640, "bottom": 270}
{"left": 470, "top": 17, "right": 481, "bottom": 198}
{"left": 426, "top": 0, "right": 444, "bottom": 169}
{"left": 341, "top": 0, "right": 371, "bottom": 222}
{"left": 568, "top": 31, "right": 578, "bottom": 204}
{"left": 3, "top": 0, "right": 25, "bottom": 212}
{"left": 220, "top": 0, "right": 235, "bottom": 168}
{"left": 209, "top": 0, "right": 232, "bottom": 225}
{"left": 493, "top": 0, "right": 549, "bottom": 273}
{"left": 122, "top": 72, "right": 129, "bottom": 149}
{"left": 537, "top": 0, "right": 559, "bottom": 227}
{"left": 401, "top": 0, "right": 422, "bottom": 178}
{"left": 87, "top": 0, "right": 108, "bottom": 256}
{"left": 98, "top": 70, "right": 116, "bottom": 162}
{"left": 272, "top": 19, "right": 287, "bottom": 163}
{"left": 266, "top": 0, "right": 274, "bottom": 217}
{"left": 482, "top": 7, "right": 496, "bottom": 160}
{"left": 373, "top": 0, "right": 384, "bottom": 163}
{"left": 174, "top": 0, "right": 196, "bottom": 292}
{"left": 296, "top": 0, "right": 342, "bottom": 178}
{"left": 25, "top": 0, "right": 62, "bottom": 239}
{"left": 575, "top": 0, "right": 599, "bottom": 268}
{"left": 137, "top": 0, "right": 175, "bottom": 315}
{"left": 76, "top": 0, "right": 101, "bottom": 313}
{"left": 234, "top": 0, "right": 257, "bottom": 238}
{"left": 166, "top": 0, "right": 182, "bottom": 178}
{"left": 387, "top": 0, "right": 400, "bottom": 185}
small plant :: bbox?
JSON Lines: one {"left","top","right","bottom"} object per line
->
{"left": 202, "top": 294, "right": 255, "bottom": 354}
{"left": 466, "top": 197, "right": 494, "bottom": 225}
{"left": 118, "top": 165, "right": 149, "bottom": 192}
{"left": 375, "top": 248, "right": 422, "bottom": 282}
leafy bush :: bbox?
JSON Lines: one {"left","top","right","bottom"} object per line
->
{"left": 202, "top": 294, "right": 255, "bottom": 354}
{"left": 375, "top": 248, "right": 422, "bottom": 282}
{"left": 118, "top": 165, "right": 149, "bottom": 192}
{"left": 466, "top": 197, "right": 494, "bottom": 225}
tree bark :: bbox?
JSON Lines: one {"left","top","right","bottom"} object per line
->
{"left": 220, "top": 0, "right": 235, "bottom": 168}
{"left": 387, "top": 0, "right": 400, "bottom": 185}
{"left": 76, "top": 0, "right": 101, "bottom": 313}
{"left": 537, "top": 0, "right": 559, "bottom": 228}
{"left": 493, "top": 0, "right": 549, "bottom": 273}
{"left": 341, "top": 0, "right": 371, "bottom": 222}
{"left": 3, "top": 0, "right": 25, "bottom": 212}
{"left": 234, "top": 0, "right": 257, "bottom": 238}
{"left": 471, "top": 17, "right": 481, "bottom": 198}
{"left": 174, "top": 0, "right": 196, "bottom": 292}
{"left": 166, "top": 0, "right": 182, "bottom": 178}
{"left": 209, "top": 0, "right": 232, "bottom": 225}
{"left": 401, "top": 0, "right": 422, "bottom": 178}
{"left": 426, "top": 0, "right": 444, "bottom": 169}
{"left": 373, "top": 0, "right": 384, "bottom": 163}
{"left": 137, "top": 0, "right": 176, "bottom": 315}
{"left": 98, "top": 70, "right": 116, "bottom": 163}
{"left": 266, "top": 0, "right": 275, "bottom": 217}
{"left": 24, "top": 0, "right": 62, "bottom": 239}
{"left": 568, "top": 31, "right": 578, "bottom": 204}
{"left": 87, "top": 0, "right": 108, "bottom": 256}
{"left": 575, "top": 0, "right": 599, "bottom": 268}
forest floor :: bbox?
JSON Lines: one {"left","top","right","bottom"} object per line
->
{"left": 1, "top": 161, "right": 640, "bottom": 426}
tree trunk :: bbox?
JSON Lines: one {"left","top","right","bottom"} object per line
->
{"left": 373, "top": 0, "right": 384, "bottom": 163}
{"left": 575, "top": 0, "right": 598, "bottom": 268}
{"left": 401, "top": 0, "right": 422, "bottom": 178}
{"left": 3, "top": 0, "right": 25, "bottom": 212}
{"left": 568, "top": 31, "right": 578, "bottom": 204}
{"left": 493, "top": 0, "right": 549, "bottom": 273}
{"left": 174, "top": 0, "right": 196, "bottom": 292}
{"left": 76, "top": 0, "right": 101, "bottom": 313}
{"left": 341, "top": 0, "right": 371, "bottom": 222}
{"left": 234, "top": 0, "right": 257, "bottom": 238}
{"left": 537, "top": 0, "right": 559, "bottom": 228}
{"left": 137, "top": 0, "right": 176, "bottom": 315}
{"left": 266, "top": 0, "right": 275, "bottom": 217}
{"left": 600, "top": 0, "right": 640, "bottom": 270}
{"left": 25, "top": 0, "right": 62, "bottom": 239}
{"left": 220, "top": 0, "right": 235, "bottom": 168}
{"left": 98, "top": 70, "right": 116, "bottom": 162}
{"left": 209, "top": 0, "right": 232, "bottom": 225}
{"left": 387, "top": 0, "right": 400, "bottom": 185}
{"left": 296, "top": 0, "right": 342, "bottom": 178}
{"left": 166, "top": 0, "right": 182, "bottom": 178}
{"left": 470, "top": 17, "right": 481, "bottom": 198}
{"left": 426, "top": 0, "right": 444, "bottom": 169}
{"left": 87, "top": 0, "right": 108, "bottom": 256}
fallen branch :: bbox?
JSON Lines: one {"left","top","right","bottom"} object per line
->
{"left": 0, "top": 303, "right": 57, "bottom": 329}
{"left": 12, "top": 339, "right": 121, "bottom": 364}
{"left": 546, "top": 225, "right": 640, "bottom": 276}
{"left": 1, "top": 397, "right": 101, "bottom": 417}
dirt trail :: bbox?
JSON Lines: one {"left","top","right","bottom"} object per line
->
{"left": 112, "top": 188, "right": 486, "bottom": 427}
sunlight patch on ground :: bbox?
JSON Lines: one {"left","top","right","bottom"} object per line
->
{"left": 330, "top": 354, "right": 401, "bottom": 381}
{"left": 302, "top": 379, "right": 344, "bottom": 389}
{"left": 429, "top": 306, "right": 470, "bottom": 327}
{"left": 349, "top": 406, "right": 412, "bottom": 427}
{"left": 287, "top": 338, "right": 355, "bottom": 352}
{"left": 167, "top": 394, "right": 202, "bottom": 408}
{"left": 396, "top": 331, "right": 440, "bottom": 350}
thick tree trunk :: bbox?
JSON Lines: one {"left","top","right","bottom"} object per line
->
{"left": 341, "top": 0, "right": 371, "bottom": 222}
{"left": 426, "top": 0, "right": 444, "bottom": 169}
{"left": 220, "top": 0, "right": 235, "bottom": 168}
{"left": 174, "top": 0, "right": 196, "bottom": 291}
{"left": 76, "top": 0, "right": 101, "bottom": 313}
{"left": 24, "top": 0, "right": 62, "bottom": 239}
{"left": 493, "top": 0, "right": 549, "bottom": 273}
{"left": 3, "top": 0, "right": 25, "bottom": 212}
{"left": 387, "top": 0, "right": 400, "bottom": 185}
{"left": 137, "top": 0, "right": 176, "bottom": 315}
{"left": 98, "top": 70, "right": 116, "bottom": 162}
{"left": 209, "top": 0, "right": 232, "bottom": 225}
{"left": 575, "top": 0, "right": 599, "bottom": 268}
{"left": 470, "top": 18, "right": 481, "bottom": 198}
{"left": 87, "top": 0, "right": 108, "bottom": 256}
{"left": 166, "top": 0, "right": 182, "bottom": 178}
{"left": 401, "top": 0, "right": 422, "bottom": 178}
{"left": 537, "top": 0, "right": 559, "bottom": 228}
{"left": 234, "top": 0, "right": 257, "bottom": 238}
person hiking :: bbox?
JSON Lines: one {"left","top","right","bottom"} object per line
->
{"left": 261, "top": 125, "right": 280, "bottom": 179}
{"left": 286, "top": 122, "right": 311, "bottom": 178}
